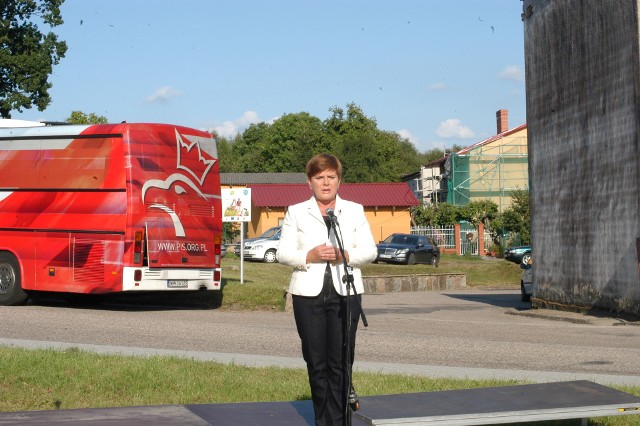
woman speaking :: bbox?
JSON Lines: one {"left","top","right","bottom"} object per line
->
{"left": 277, "top": 153, "right": 377, "bottom": 425}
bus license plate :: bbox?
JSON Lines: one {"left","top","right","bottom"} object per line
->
{"left": 167, "top": 280, "right": 188, "bottom": 288}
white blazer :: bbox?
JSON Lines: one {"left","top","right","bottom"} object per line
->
{"left": 277, "top": 195, "right": 377, "bottom": 296}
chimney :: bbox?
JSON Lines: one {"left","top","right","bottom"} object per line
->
{"left": 496, "top": 109, "right": 508, "bottom": 134}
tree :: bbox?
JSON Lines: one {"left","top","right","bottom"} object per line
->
{"left": 326, "top": 104, "right": 422, "bottom": 182}
{"left": 324, "top": 103, "right": 378, "bottom": 136}
{"left": 412, "top": 200, "right": 499, "bottom": 228}
{"left": 0, "top": 0, "right": 67, "bottom": 118}
{"left": 261, "top": 112, "right": 325, "bottom": 172}
{"left": 65, "top": 110, "right": 108, "bottom": 124}
{"left": 412, "top": 203, "right": 462, "bottom": 227}
{"left": 499, "top": 189, "right": 531, "bottom": 245}
{"left": 460, "top": 200, "right": 499, "bottom": 227}
{"left": 219, "top": 103, "right": 460, "bottom": 181}
{"left": 232, "top": 122, "right": 270, "bottom": 172}
{"left": 419, "top": 144, "right": 465, "bottom": 163}
{"left": 222, "top": 222, "right": 239, "bottom": 244}
{"left": 226, "top": 113, "right": 327, "bottom": 173}
{"left": 412, "top": 204, "right": 437, "bottom": 226}
{"left": 215, "top": 135, "right": 237, "bottom": 173}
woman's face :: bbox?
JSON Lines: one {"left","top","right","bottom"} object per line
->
{"left": 309, "top": 168, "right": 340, "bottom": 203}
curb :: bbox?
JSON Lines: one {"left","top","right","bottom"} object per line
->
{"left": 506, "top": 308, "right": 640, "bottom": 326}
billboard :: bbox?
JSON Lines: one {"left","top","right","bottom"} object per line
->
{"left": 222, "top": 188, "right": 251, "bottom": 222}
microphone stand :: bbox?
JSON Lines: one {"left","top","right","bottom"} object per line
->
{"left": 329, "top": 215, "right": 367, "bottom": 425}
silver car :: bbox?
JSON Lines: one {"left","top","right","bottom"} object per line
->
{"left": 234, "top": 226, "right": 281, "bottom": 256}
{"left": 243, "top": 233, "right": 280, "bottom": 263}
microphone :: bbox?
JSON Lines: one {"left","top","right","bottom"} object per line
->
{"left": 326, "top": 208, "right": 338, "bottom": 224}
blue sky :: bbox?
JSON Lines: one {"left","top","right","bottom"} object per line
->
{"left": 14, "top": 0, "right": 526, "bottom": 153}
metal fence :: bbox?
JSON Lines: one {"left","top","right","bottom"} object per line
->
{"left": 411, "top": 226, "right": 455, "bottom": 250}
{"left": 411, "top": 225, "right": 496, "bottom": 256}
{"left": 484, "top": 229, "right": 493, "bottom": 254}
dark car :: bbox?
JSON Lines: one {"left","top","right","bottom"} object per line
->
{"left": 520, "top": 256, "right": 533, "bottom": 302}
{"left": 504, "top": 245, "right": 531, "bottom": 264}
{"left": 376, "top": 233, "right": 439, "bottom": 266}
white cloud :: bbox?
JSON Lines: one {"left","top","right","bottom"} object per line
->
{"left": 436, "top": 119, "right": 475, "bottom": 139}
{"left": 397, "top": 130, "right": 456, "bottom": 153}
{"left": 498, "top": 65, "right": 525, "bottom": 82}
{"left": 146, "top": 86, "right": 184, "bottom": 103}
{"left": 210, "top": 111, "right": 279, "bottom": 139}
{"left": 426, "top": 82, "right": 447, "bottom": 92}
{"left": 429, "top": 141, "right": 448, "bottom": 151}
{"left": 396, "top": 129, "right": 419, "bottom": 145}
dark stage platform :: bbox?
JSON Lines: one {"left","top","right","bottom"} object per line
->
{"left": 0, "top": 381, "right": 638, "bottom": 425}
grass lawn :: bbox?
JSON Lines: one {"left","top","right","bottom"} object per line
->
{"left": 0, "top": 347, "right": 638, "bottom": 425}
{"left": 219, "top": 253, "right": 523, "bottom": 311}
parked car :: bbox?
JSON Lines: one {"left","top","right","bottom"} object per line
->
{"left": 375, "top": 233, "right": 439, "bottom": 266}
{"left": 221, "top": 244, "right": 227, "bottom": 257}
{"left": 234, "top": 226, "right": 281, "bottom": 256}
{"left": 243, "top": 232, "right": 280, "bottom": 263}
{"left": 504, "top": 245, "right": 531, "bottom": 264}
{"left": 520, "top": 256, "right": 533, "bottom": 302}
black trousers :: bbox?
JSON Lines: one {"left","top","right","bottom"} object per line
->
{"left": 292, "top": 267, "right": 361, "bottom": 426}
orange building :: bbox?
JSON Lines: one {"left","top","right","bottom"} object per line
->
{"left": 246, "top": 183, "right": 419, "bottom": 243}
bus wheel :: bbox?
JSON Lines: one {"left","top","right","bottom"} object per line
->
{"left": 0, "top": 253, "right": 28, "bottom": 306}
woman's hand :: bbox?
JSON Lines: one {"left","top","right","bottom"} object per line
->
{"left": 306, "top": 245, "right": 348, "bottom": 264}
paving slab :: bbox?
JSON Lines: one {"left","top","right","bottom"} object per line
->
{"left": 1, "top": 381, "right": 639, "bottom": 426}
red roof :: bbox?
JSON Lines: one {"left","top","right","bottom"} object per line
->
{"left": 247, "top": 183, "right": 419, "bottom": 207}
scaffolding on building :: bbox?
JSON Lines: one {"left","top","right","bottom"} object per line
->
{"left": 446, "top": 136, "right": 528, "bottom": 212}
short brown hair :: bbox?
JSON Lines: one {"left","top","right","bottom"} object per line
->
{"left": 305, "top": 154, "right": 343, "bottom": 179}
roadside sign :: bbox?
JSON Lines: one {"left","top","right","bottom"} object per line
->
{"left": 222, "top": 188, "right": 251, "bottom": 222}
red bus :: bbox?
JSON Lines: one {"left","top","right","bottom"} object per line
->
{"left": 0, "top": 122, "right": 223, "bottom": 305}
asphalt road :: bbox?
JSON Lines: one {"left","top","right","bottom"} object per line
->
{"left": 1, "top": 288, "right": 640, "bottom": 387}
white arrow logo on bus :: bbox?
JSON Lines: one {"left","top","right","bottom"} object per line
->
{"left": 141, "top": 129, "right": 216, "bottom": 238}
